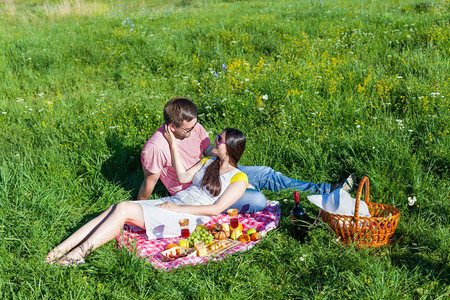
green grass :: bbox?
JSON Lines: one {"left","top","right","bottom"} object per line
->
{"left": 0, "top": 0, "right": 448, "bottom": 298}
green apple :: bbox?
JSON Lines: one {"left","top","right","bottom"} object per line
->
{"left": 246, "top": 228, "right": 257, "bottom": 235}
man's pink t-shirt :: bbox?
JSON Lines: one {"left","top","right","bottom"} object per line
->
{"left": 141, "top": 124, "right": 211, "bottom": 195}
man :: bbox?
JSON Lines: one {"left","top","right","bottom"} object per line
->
{"left": 138, "top": 97, "right": 353, "bottom": 212}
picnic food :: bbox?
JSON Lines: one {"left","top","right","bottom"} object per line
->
{"left": 178, "top": 240, "right": 188, "bottom": 247}
{"left": 209, "top": 223, "right": 230, "bottom": 239}
{"left": 238, "top": 233, "right": 251, "bottom": 243}
{"left": 246, "top": 228, "right": 257, "bottom": 235}
{"left": 196, "top": 225, "right": 209, "bottom": 231}
{"left": 187, "top": 225, "right": 214, "bottom": 247}
{"left": 221, "top": 223, "right": 231, "bottom": 232}
{"left": 230, "top": 229, "right": 243, "bottom": 240}
{"left": 160, "top": 246, "right": 196, "bottom": 262}
{"left": 250, "top": 232, "right": 261, "bottom": 241}
{"left": 166, "top": 243, "right": 178, "bottom": 250}
{"left": 194, "top": 242, "right": 207, "bottom": 257}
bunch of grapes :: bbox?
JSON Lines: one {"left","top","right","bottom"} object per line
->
{"left": 187, "top": 227, "right": 214, "bottom": 247}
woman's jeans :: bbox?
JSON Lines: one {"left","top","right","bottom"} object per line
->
{"left": 228, "top": 165, "right": 331, "bottom": 214}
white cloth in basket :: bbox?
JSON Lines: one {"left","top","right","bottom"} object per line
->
{"left": 307, "top": 188, "right": 371, "bottom": 217}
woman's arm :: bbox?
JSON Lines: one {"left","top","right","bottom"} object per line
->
{"left": 164, "top": 124, "right": 204, "bottom": 183}
{"left": 158, "top": 180, "right": 247, "bottom": 216}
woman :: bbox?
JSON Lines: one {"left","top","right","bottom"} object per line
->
{"left": 46, "top": 127, "right": 255, "bottom": 265}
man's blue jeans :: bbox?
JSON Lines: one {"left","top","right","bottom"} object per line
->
{"left": 228, "top": 165, "right": 331, "bottom": 214}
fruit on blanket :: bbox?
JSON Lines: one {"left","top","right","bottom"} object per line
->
{"left": 196, "top": 225, "right": 209, "bottom": 231}
{"left": 188, "top": 226, "right": 214, "bottom": 247}
{"left": 178, "top": 240, "right": 187, "bottom": 247}
{"left": 221, "top": 223, "right": 230, "bottom": 233}
{"left": 166, "top": 243, "right": 178, "bottom": 250}
{"left": 230, "top": 229, "right": 243, "bottom": 240}
{"left": 250, "top": 232, "right": 262, "bottom": 242}
{"left": 246, "top": 228, "right": 257, "bottom": 235}
{"left": 230, "top": 222, "right": 243, "bottom": 232}
{"left": 238, "top": 233, "right": 251, "bottom": 243}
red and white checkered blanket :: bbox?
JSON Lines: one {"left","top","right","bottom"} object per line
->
{"left": 115, "top": 201, "right": 280, "bottom": 271}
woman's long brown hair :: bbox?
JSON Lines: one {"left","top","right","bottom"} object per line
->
{"left": 201, "top": 128, "right": 246, "bottom": 197}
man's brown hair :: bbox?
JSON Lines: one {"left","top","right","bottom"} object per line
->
{"left": 163, "top": 97, "right": 198, "bottom": 127}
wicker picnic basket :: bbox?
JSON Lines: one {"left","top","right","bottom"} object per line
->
{"left": 321, "top": 176, "right": 400, "bottom": 247}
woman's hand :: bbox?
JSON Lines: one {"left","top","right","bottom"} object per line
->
{"left": 157, "top": 201, "right": 179, "bottom": 212}
{"left": 164, "top": 124, "right": 177, "bottom": 146}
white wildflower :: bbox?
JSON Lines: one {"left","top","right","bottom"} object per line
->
{"left": 396, "top": 76, "right": 403, "bottom": 79}
{"left": 262, "top": 94, "right": 269, "bottom": 100}
{"left": 408, "top": 129, "right": 414, "bottom": 132}
{"left": 2, "top": 112, "right": 7, "bottom": 115}
{"left": 408, "top": 196, "right": 417, "bottom": 206}
{"left": 300, "top": 257, "right": 305, "bottom": 262}
{"left": 356, "top": 125, "right": 361, "bottom": 128}
{"left": 38, "top": 93, "right": 44, "bottom": 97}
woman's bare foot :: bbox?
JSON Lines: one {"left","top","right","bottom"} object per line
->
{"left": 45, "top": 248, "right": 65, "bottom": 264}
{"left": 56, "top": 248, "right": 85, "bottom": 266}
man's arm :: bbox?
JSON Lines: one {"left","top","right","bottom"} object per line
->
{"left": 137, "top": 169, "right": 161, "bottom": 200}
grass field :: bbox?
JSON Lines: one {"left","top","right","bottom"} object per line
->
{"left": 0, "top": 0, "right": 448, "bottom": 298}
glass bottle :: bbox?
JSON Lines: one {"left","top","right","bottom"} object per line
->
{"left": 290, "top": 191, "right": 308, "bottom": 241}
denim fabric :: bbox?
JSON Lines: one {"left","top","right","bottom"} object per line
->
{"left": 225, "top": 188, "right": 268, "bottom": 214}
{"left": 238, "top": 165, "right": 331, "bottom": 195}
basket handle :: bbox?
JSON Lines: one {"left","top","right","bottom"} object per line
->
{"left": 354, "top": 176, "right": 370, "bottom": 218}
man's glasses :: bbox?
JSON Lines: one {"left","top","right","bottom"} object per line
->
{"left": 178, "top": 121, "right": 197, "bottom": 134}
{"left": 215, "top": 134, "right": 226, "bottom": 146}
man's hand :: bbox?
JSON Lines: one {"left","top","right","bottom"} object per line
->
{"left": 163, "top": 124, "right": 177, "bottom": 146}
